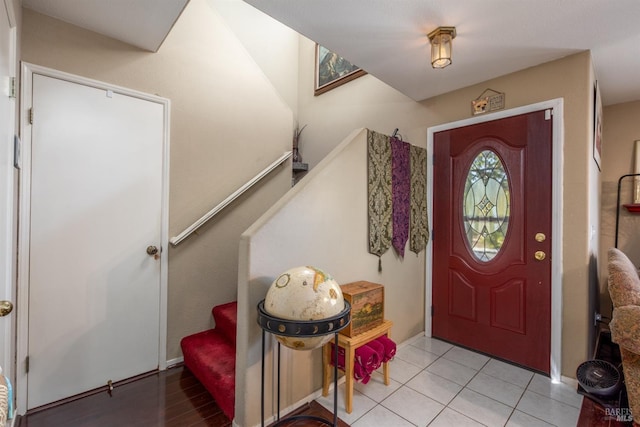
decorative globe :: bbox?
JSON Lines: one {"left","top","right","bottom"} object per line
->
{"left": 264, "top": 266, "right": 344, "bottom": 350}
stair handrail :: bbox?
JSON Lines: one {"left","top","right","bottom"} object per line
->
{"left": 170, "top": 151, "right": 292, "bottom": 246}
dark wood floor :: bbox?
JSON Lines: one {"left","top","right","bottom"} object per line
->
{"left": 15, "top": 365, "right": 346, "bottom": 427}
{"left": 16, "top": 366, "right": 232, "bottom": 427}
{"left": 270, "top": 402, "right": 348, "bottom": 427}
{"left": 578, "top": 397, "right": 633, "bottom": 427}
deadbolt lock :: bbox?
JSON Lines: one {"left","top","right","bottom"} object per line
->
{"left": 534, "top": 251, "right": 546, "bottom": 261}
{"left": 535, "top": 233, "right": 546, "bottom": 242}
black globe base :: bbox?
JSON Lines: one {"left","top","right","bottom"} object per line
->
{"left": 257, "top": 299, "right": 351, "bottom": 427}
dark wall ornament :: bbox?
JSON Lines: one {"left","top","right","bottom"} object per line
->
{"left": 314, "top": 44, "right": 366, "bottom": 96}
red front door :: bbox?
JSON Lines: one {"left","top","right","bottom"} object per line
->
{"left": 432, "top": 110, "right": 552, "bottom": 374}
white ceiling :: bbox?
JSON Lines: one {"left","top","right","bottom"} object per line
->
{"left": 21, "top": 0, "right": 189, "bottom": 52}
{"left": 244, "top": 0, "right": 640, "bottom": 106}
{"left": 21, "top": 0, "right": 640, "bottom": 106}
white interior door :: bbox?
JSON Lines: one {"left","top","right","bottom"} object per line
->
{"left": 0, "top": 0, "right": 16, "bottom": 382}
{"left": 23, "top": 70, "right": 168, "bottom": 409}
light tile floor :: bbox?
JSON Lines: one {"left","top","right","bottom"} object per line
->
{"left": 316, "top": 335, "right": 583, "bottom": 427}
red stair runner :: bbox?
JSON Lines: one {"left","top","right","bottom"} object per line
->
{"left": 181, "top": 301, "right": 237, "bottom": 421}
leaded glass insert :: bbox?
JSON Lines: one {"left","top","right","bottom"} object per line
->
{"left": 463, "top": 150, "right": 510, "bottom": 262}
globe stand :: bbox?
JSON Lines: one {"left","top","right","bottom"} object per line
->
{"left": 257, "top": 300, "right": 351, "bottom": 427}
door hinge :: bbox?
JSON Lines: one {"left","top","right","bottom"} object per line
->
{"left": 25, "top": 356, "right": 29, "bottom": 373}
{"left": 431, "top": 306, "right": 434, "bottom": 317}
{"left": 9, "top": 77, "right": 16, "bottom": 99}
{"left": 545, "top": 109, "right": 552, "bottom": 120}
{"left": 29, "top": 107, "right": 34, "bottom": 125}
{"left": 431, "top": 229, "right": 434, "bottom": 241}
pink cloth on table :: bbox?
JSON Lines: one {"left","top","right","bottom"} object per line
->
{"left": 355, "top": 343, "right": 380, "bottom": 372}
{"left": 365, "top": 339, "right": 385, "bottom": 371}
{"left": 330, "top": 343, "right": 380, "bottom": 384}
{"left": 353, "top": 361, "right": 371, "bottom": 384}
{"left": 375, "top": 335, "right": 397, "bottom": 362}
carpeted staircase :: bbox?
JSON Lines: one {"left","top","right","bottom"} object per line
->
{"left": 180, "top": 301, "right": 237, "bottom": 421}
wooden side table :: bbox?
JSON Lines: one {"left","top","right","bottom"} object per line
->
{"left": 322, "top": 319, "right": 393, "bottom": 414}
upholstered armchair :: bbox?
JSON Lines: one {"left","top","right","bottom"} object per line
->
{"left": 608, "top": 247, "right": 640, "bottom": 425}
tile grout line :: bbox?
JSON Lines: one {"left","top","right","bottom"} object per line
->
{"left": 380, "top": 347, "right": 458, "bottom": 426}
{"left": 418, "top": 348, "right": 488, "bottom": 425}
{"left": 401, "top": 345, "right": 508, "bottom": 426}
{"left": 508, "top": 374, "right": 561, "bottom": 427}
{"left": 446, "top": 356, "right": 506, "bottom": 426}
{"left": 337, "top": 338, "right": 579, "bottom": 427}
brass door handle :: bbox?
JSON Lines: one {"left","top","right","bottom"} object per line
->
{"left": 534, "top": 251, "right": 546, "bottom": 261}
{"left": 146, "top": 246, "right": 159, "bottom": 256}
{"left": 0, "top": 301, "right": 13, "bottom": 317}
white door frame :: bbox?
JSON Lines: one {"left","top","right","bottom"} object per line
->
{"left": 0, "top": 0, "right": 17, "bottom": 384}
{"left": 17, "top": 63, "right": 170, "bottom": 414}
{"left": 425, "top": 99, "right": 564, "bottom": 382}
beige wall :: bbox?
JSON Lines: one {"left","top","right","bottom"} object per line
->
{"left": 297, "top": 38, "right": 430, "bottom": 169}
{"left": 297, "top": 41, "right": 596, "bottom": 377}
{"left": 20, "top": 0, "right": 298, "bottom": 361}
{"left": 600, "top": 101, "right": 640, "bottom": 316}
{"left": 210, "top": 0, "right": 299, "bottom": 115}
{"left": 237, "top": 129, "right": 427, "bottom": 426}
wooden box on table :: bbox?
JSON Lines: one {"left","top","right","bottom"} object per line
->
{"left": 339, "top": 281, "right": 384, "bottom": 337}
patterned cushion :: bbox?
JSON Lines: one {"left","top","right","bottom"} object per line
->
{"left": 608, "top": 248, "right": 640, "bottom": 424}
{"left": 619, "top": 347, "right": 640, "bottom": 424}
{"left": 608, "top": 248, "right": 640, "bottom": 308}
{"left": 611, "top": 305, "right": 640, "bottom": 354}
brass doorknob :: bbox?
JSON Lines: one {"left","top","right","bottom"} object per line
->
{"left": 534, "top": 251, "right": 546, "bottom": 261}
{"left": 146, "top": 246, "right": 159, "bottom": 256}
{"left": 0, "top": 301, "right": 13, "bottom": 317}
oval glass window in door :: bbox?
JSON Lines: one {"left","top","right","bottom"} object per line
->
{"left": 463, "top": 150, "right": 510, "bottom": 262}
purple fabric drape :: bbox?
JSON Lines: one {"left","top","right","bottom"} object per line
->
{"left": 391, "top": 136, "right": 410, "bottom": 257}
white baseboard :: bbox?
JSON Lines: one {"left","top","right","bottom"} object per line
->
{"left": 166, "top": 356, "right": 184, "bottom": 369}
{"left": 398, "top": 331, "right": 428, "bottom": 348}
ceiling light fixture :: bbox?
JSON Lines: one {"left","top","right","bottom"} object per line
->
{"left": 428, "top": 26, "right": 456, "bottom": 69}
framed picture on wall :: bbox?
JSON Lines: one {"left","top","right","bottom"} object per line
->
{"left": 593, "top": 80, "right": 603, "bottom": 171}
{"left": 314, "top": 44, "right": 366, "bottom": 96}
